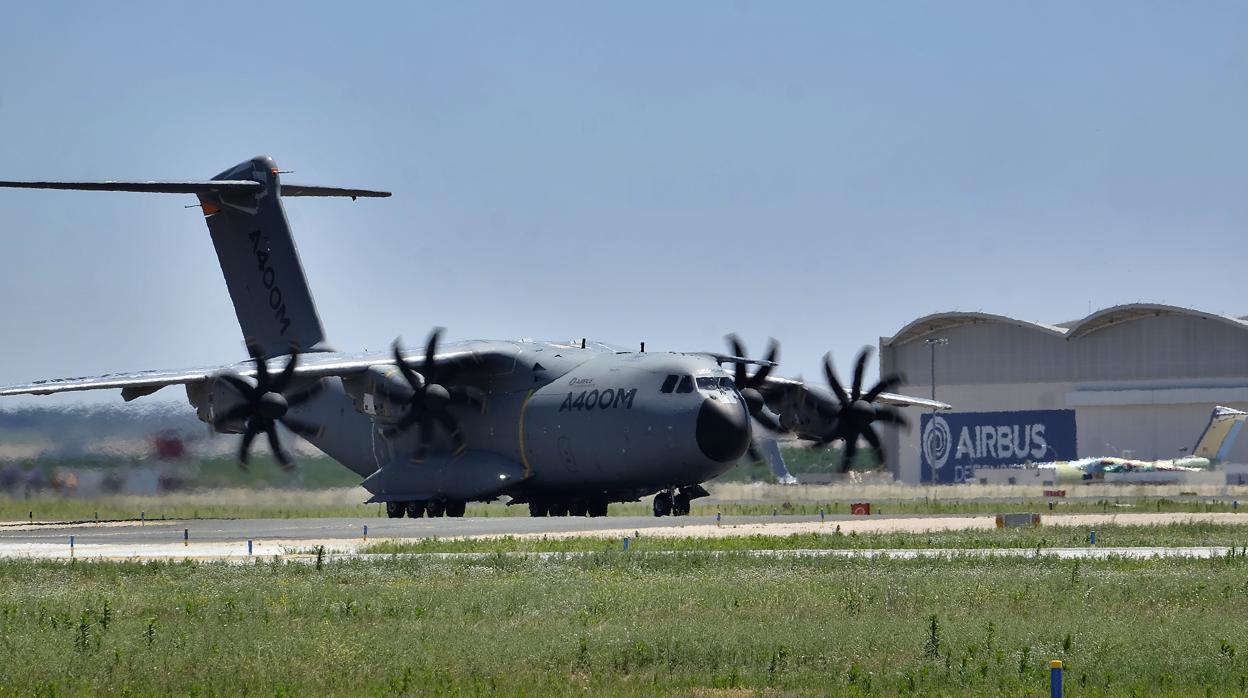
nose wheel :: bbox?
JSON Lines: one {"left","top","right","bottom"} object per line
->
{"left": 653, "top": 488, "right": 700, "bottom": 516}
{"left": 652, "top": 492, "right": 672, "bottom": 517}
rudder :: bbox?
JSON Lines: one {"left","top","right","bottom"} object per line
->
{"left": 199, "top": 156, "right": 327, "bottom": 356}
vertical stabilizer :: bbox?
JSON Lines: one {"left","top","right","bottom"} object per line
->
{"left": 0, "top": 156, "right": 388, "bottom": 357}
{"left": 198, "top": 156, "right": 327, "bottom": 356}
{"left": 1193, "top": 406, "right": 1248, "bottom": 462}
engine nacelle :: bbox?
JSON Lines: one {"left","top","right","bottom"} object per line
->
{"left": 340, "top": 366, "right": 413, "bottom": 423}
{"left": 186, "top": 376, "right": 255, "bottom": 435}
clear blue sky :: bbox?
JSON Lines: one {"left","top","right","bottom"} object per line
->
{"left": 1, "top": 2, "right": 1245, "bottom": 406}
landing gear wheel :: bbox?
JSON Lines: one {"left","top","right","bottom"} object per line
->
{"left": 426, "top": 500, "right": 446, "bottom": 518}
{"left": 673, "top": 493, "right": 691, "bottom": 517}
{"left": 405, "top": 501, "right": 425, "bottom": 518}
{"left": 588, "top": 499, "right": 609, "bottom": 517}
{"left": 569, "top": 500, "right": 589, "bottom": 517}
{"left": 528, "top": 501, "right": 549, "bottom": 517}
{"left": 445, "top": 501, "right": 466, "bottom": 518}
{"left": 653, "top": 491, "right": 673, "bottom": 517}
{"left": 548, "top": 502, "right": 570, "bottom": 517}
{"left": 386, "top": 501, "right": 406, "bottom": 519}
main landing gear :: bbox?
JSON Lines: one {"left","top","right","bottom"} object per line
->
{"left": 527, "top": 497, "right": 610, "bottom": 517}
{"left": 653, "top": 486, "right": 709, "bottom": 517}
{"left": 385, "top": 500, "right": 466, "bottom": 518}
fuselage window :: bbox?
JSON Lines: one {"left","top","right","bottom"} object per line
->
{"left": 660, "top": 375, "right": 679, "bottom": 393}
{"left": 676, "top": 375, "right": 694, "bottom": 393}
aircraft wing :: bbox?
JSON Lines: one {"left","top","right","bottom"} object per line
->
{"left": 0, "top": 349, "right": 485, "bottom": 401}
{"left": 759, "top": 375, "right": 950, "bottom": 411}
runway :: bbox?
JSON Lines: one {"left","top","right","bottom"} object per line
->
{"left": 1, "top": 511, "right": 1245, "bottom": 560}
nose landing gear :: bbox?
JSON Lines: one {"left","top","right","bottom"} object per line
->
{"left": 653, "top": 485, "right": 708, "bottom": 517}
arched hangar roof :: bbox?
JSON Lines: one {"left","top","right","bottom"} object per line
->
{"left": 1063, "top": 303, "right": 1248, "bottom": 340}
{"left": 885, "top": 312, "right": 1067, "bottom": 347}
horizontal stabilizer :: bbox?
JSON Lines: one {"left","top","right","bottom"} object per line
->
{"left": 281, "top": 184, "right": 391, "bottom": 198}
{"left": 0, "top": 180, "right": 390, "bottom": 198}
{"left": 0, "top": 179, "right": 263, "bottom": 194}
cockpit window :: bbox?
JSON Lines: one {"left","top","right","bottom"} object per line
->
{"left": 676, "top": 375, "right": 693, "bottom": 393}
{"left": 660, "top": 375, "right": 678, "bottom": 393}
{"left": 719, "top": 377, "right": 737, "bottom": 390}
{"left": 696, "top": 376, "right": 720, "bottom": 391}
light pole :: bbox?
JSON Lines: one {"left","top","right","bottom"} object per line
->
{"left": 923, "top": 337, "right": 948, "bottom": 403}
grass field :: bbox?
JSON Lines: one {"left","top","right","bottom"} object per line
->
{"left": 359, "top": 521, "right": 1248, "bottom": 555}
{"left": 1, "top": 553, "right": 1246, "bottom": 696}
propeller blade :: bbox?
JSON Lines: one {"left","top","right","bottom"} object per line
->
{"left": 237, "top": 425, "right": 259, "bottom": 469}
{"left": 285, "top": 379, "right": 326, "bottom": 407}
{"left": 749, "top": 338, "right": 779, "bottom": 385}
{"left": 873, "top": 405, "right": 910, "bottom": 429}
{"left": 389, "top": 407, "right": 423, "bottom": 435}
{"left": 851, "top": 347, "right": 872, "bottom": 402}
{"left": 272, "top": 350, "right": 299, "bottom": 393}
{"left": 219, "top": 374, "right": 260, "bottom": 402}
{"left": 861, "top": 425, "right": 884, "bottom": 463}
{"left": 410, "top": 414, "right": 437, "bottom": 463}
{"left": 823, "top": 354, "right": 850, "bottom": 406}
{"left": 282, "top": 417, "right": 324, "bottom": 440}
{"left": 265, "top": 424, "right": 295, "bottom": 471}
{"left": 392, "top": 339, "right": 423, "bottom": 391}
{"left": 424, "top": 327, "right": 444, "bottom": 382}
{"left": 751, "top": 409, "right": 782, "bottom": 433}
{"left": 437, "top": 411, "right": 466, "bottom": 456}
{"left": 213, "top": 403, "right": 253, "bottom": 430}
{"left": 726, "top": 334, "right": 748, "bottom": 386}
{"left": 861, "top": 372, "right": 905, "bottom": 404}
{"left": 247, "top": 343, "right": 271, "bottom": 391}
{"left": 841, "top": 435, "right": 858, "bottom": 472}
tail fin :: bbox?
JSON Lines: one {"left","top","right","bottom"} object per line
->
{"left": 200, "top": 156, "right": 330, "bottom": 355}
{"left": 0, "top": 155, "right": 389, "bottom": 357}
{"left": 1192, "top": 406, "right": 1248, "bottom": 462}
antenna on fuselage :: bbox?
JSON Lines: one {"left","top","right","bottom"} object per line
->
{"left": 640, "top": 342, "right": 646, "bottom": 353}
{"left": 581, "top": 338, "right": 586, "bottom": 349}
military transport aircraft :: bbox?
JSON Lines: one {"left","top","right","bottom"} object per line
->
{"left": 0, "top": 156, "right": 947, "bottom": 517}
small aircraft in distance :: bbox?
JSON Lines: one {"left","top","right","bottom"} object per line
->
{"left": 0, "top": 156, "right": 947, "bottom": 517}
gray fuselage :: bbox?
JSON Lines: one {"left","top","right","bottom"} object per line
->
{"left": 264, "top": 339, "right": 752, "bottom": 504}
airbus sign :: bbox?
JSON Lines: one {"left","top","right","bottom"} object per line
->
{"left": 920, "top": 409, "right": 1077, "bottom": 484}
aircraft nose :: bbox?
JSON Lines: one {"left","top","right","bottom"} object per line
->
{"left": 695, "top": 397, "right": 751, "bottom": 463}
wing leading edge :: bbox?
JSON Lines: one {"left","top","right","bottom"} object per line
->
{"left": 759, "top": 375, "right": 950, "bottom": 411}
{"left": 0, "top": 349, "right": 484, "bottom": 401}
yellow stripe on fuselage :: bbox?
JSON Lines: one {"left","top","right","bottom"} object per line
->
{"left": 517, "top": 389, "right": 535, "bottom": 478}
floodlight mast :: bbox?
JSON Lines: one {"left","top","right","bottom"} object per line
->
{"left": 923, "top": 337, "right": 948, "bottom": 404}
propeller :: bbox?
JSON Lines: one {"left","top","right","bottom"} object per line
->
{"left": 725, "top": 334, "right": 786, "bottom": 464}
{"left": 382, "top": 327, "right": 485, "bottom": 462}
{"left": 815, "top": 347, "right": 909, "bottom": 472}
{"left": 213, "top": 343, "right": 325, "bottom": 471}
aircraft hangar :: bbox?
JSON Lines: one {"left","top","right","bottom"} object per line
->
{"left": 878, "top": 303, "right": 1248, "bottom": 484}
